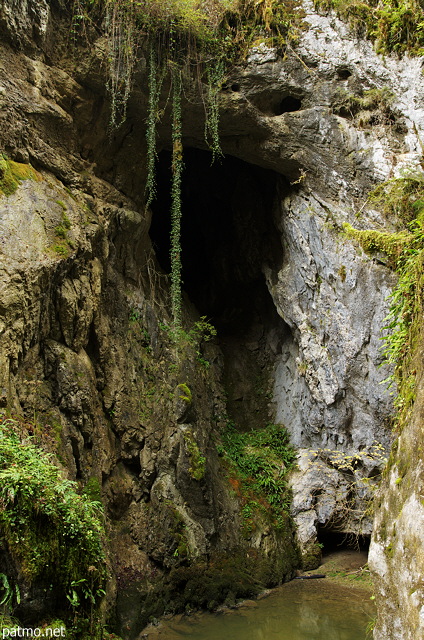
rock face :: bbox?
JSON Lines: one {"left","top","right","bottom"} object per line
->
{"left": 0, "top": 0, "right": 423, "bottom": 638}
{"left": 368, "top": 340, "right": 424, "bottom": 640}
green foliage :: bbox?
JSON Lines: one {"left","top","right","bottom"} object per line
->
{"left": 343, "top": 222, "right": 412, "bottom": 268}
{"left": 0, "top": 415, "right": 107, "bottom": 617}
{"left": 219, "top": 422, "right": 296, "bottom": 527}
{"left": 314, "top": 0, "right": 424, "bottom": 55}
{"left": 161, "top": 316, "right": 217, "bottom": 365}
{"left": 0, "top": 572, "right": 20, "bottom": 609}
{"left": 204, "top": 60, "right": 225, "bottom": 162}
{"left": 82, "top": 476, "right": 103, "bottom": 503}
{"left": 71, "top": 2, "right": 304, "bottom": 330}
{"left": 177, "top": 383, "right": 192, "bottom": 403}
{"left": 0, "top": 155, "right": 40, "bottom": 197}
{"left": 104, "top": 0, "right": 139, "bottom": 128}
{"left": 368, "top": 168, "right": 424, "bottom": 225}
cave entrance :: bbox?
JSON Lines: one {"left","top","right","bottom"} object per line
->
{"left": 149, "top": 147, "right": 291, "bottom": 429}
{"left": 318, "top": 528, "right": 371, "bottom": 556}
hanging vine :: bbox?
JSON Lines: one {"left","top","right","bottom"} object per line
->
{"left": 204, "top": 60, "right": 225, "bottom": 162}
{"left": 104, "top": 0, "right": 138, "bottom": 129}
{"left": 145, "top": 43, "right": 165, "bottom": 210}
{"left": 170, "top": 69, "right": 184, "bottom": 332}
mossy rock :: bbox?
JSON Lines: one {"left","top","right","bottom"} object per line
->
{"left": 0, "top": 155, "right": 40, "bottom": 197}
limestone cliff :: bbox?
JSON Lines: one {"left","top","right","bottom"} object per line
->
{"left": 0, "top": 0, "right": 423, "bottom": 638}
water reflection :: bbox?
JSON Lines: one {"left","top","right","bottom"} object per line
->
{"left": 142, "top": 579, "right": 374, "bottom": 640}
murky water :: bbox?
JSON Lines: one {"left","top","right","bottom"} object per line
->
{"left": 142, "top": 579, "right": 375, "bottom": 640}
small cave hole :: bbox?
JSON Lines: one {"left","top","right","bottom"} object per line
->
{"left": 276, "top": 95, "right": 302, "bottom": 115}
{"left": 231, "top": 83, "right": 240, "bottom": 92}
{"left": 336, "top": 68, "right": 352, "bottom": 80}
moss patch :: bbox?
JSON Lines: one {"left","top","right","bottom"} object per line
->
{"left": 0, "top": 155, "right": 40, "bottom": 197}
{"left": 345, "top": 171, "right": 424, "bottom": 432}
{"left": 183, "top": 430, "right": 206, "bottom": 481}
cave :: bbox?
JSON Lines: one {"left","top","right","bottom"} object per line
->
{"left": 149, "top": 148, "right": 286, "bottom": 334}
{"left": 317, "top": 528, "right": 371, "bottom": 555}
{"left": 149, "top": 147, "right": 292, "bottom": 429}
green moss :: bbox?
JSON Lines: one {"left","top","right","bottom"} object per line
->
{"left": 177, "top": 383, "right": 192, "bottom": 403}
{"left": 0, "top": 155, "right": 40, "bottom": 197}
{"left": 165, "top": 501, "right": 190, "bottom": 561}
{"left": 52, "top": 243, "right": 69, "bottom": 256}
{"left": 183, "top": 429, "right": 206, "bottom": 481}
{"left": 56, "top": 199, "right": 68, "bottom": 212}
{"left": 347, "top": 171, "right": 424, "bottom": 433}
{"left": 301, "top": 542, "right": 323, "bottom": 571}
{"left": 343, "top": 222, "right": 412, "bottom": 267}
{"left": 82, "top": 476, "right": 102, "bottom": 503}
{"left": 332, "top": 86, "right": 395, "bottom": 125}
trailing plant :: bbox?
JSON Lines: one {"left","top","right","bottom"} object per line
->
{"left": 170, "top": 69, "right": 184, "bottom": 330}
{"left": 204, "top": 60, "right": 225, "bottom": 162}
{"left": 218, "top": 422, "right": 296, "bottom": 529}
{"left": 72, "top": 1, "right": 305, "bottom": 339}
{"left": 145, "top": 44, "right": 165, "bottom": 210}
{"left": 0, "top": 415, "right": 108, "bottom": 623}
{"left": 160, "top": 316, "right": 217, "bottom": 364}
{"left": 314, "top": 0, "right": 424, "bottom": 56}
{"left": 104, "top": 0, "right": 139, "bottom": 128}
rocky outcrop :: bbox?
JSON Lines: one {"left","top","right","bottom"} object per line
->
{"left": 1, "top": 0, "right": 424, "bottom": 637}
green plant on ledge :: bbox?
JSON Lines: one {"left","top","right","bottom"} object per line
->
{"left": 0, "top": 154, "right": 40, "bottom": 197}
{"left": 218, "top": 422, "right": 297, "bottom": 530}
{"left": 314, "top": 0, "right": 424, "bottom": 56}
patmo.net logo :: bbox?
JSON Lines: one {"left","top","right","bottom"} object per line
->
{"left": 2, "top": 627, "right": 66, "bottom": 638}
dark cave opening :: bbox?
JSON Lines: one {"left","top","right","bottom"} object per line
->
{"left": 277, "top": 95, "right": 302, "bottom": 114}
{"left": 318, "top": 529, "right": 371, "bottom": 556}
{"left": 149, "top": 147, "right": 291, "bottom": 430}
{"left": 149, "top": 147, "right": 286, "bottom": 336}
